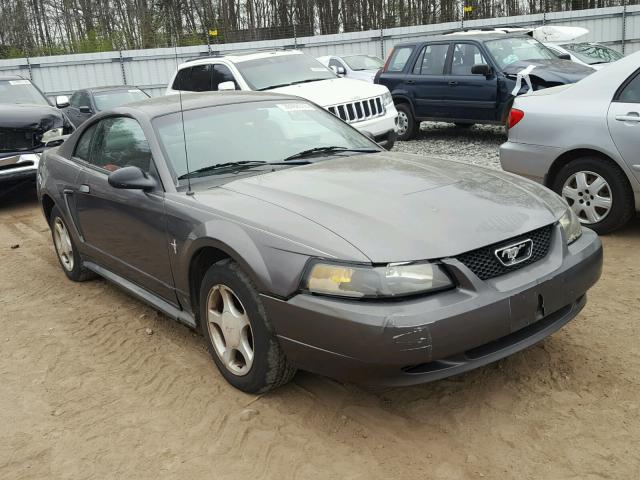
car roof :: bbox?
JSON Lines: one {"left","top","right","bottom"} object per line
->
{"left": 180, "top": 49, "right": 303, "bottom": 68}
{"left": 394, "top": 32, "right": 528, "bottom": 47}
{"left": 121, "top": 91, "right": 300, "bottom": 118}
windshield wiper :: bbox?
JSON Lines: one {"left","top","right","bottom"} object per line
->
{"left": 284, "top": 146, "right": 380, "bottom": 162}
{"left": 290, "top": 78, "right": 326, "bottom": 85}
{"left": 178, "top": 160, "right": 311, "bottom": 179}
{"left": 256, "top": 83, "right": 292, "bottom": 91}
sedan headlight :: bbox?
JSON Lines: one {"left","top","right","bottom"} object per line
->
{"left": 382, "top": 90, "right": 393, "bottom": 106}
{"left": 303, "top": 260, "right": 453, "bottom": 299}
{"left": 41, "top": 127, "right": 64, "bottom": 144}
{"left": 559, "top": 207, "right": 582, "bottom": 244}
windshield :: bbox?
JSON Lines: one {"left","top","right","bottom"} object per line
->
{"left": 0, "top": 79, "right": 49, "bottom": 106}
{"left": 154, "top": 100, "right": 378, "bottom": 187}
{"left": 234, "top": 54, "right": 335, "bottom": 90}
{"left": 561, "top": 43, "right": 623, "bottom": 65}
{"left": 93, "top": 89, "right": 149, "bottom": 111}
{"left": 485, "top": 37, "right": 557, "bottom": 69}
{"left": 342, "top": 55, "right": 384, "bottom": 71}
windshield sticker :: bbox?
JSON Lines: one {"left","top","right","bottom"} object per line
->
{"left": 9, "top": 80, "right": 31, "bottom": 85}
{"left": 310, "top": 67, "right": 327, "bottom": 72}
{"left": 277, "top": 103, "right": 315, "bottom": 112}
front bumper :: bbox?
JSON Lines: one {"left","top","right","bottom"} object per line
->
{"left": 0, "top": 153, "right": 40, "bottom": 184}
{"left": 262, "top": 227, "right": 602, "bottom": 386}
{"left": 351, "top": 104, "right": 398, "bottom": 138}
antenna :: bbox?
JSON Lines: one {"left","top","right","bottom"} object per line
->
{"left": 173, "top": 32, "right": 193, "bottom": 195}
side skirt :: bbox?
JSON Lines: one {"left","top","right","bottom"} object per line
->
{"left": 84, "top": 261, "right": 197, "bottom": 329}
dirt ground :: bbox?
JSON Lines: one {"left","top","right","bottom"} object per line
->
{"left": 1, "top": 187, "right": 639, "bottom": 480}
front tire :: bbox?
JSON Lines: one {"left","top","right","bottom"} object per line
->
{"left": 551, "top": 156, "right": 634, "bottom": 234}
{"left": 396, "top": 103, "right": 419, "bottom": 141}
{"left": 199, "top": 259, "right": 296, "bottom": 393}
{"left": 49, "top": 206, "right": 94, "bottom": 282}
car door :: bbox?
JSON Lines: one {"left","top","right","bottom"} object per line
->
{"left": 73, "top": 116, "right": 177, "bottom": 303}
{"left": 608, "top": 69, "right": 640, "bottom": 182}
{"left": 445, "top": 42, "right": 498, "bottom": 122}
{"left": 405, "top": 43, "right": 452, "bottom": 119}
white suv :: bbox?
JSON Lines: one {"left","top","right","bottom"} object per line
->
{"left": 166, "top": 50, "right": 398, "bottom": 148}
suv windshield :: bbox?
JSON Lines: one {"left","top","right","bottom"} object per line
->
{"left": 0, "top": 79, "right": 49, "bottom": 106}
{"left": 154, "top": 100, "right": 378, "bottom": 186}
{"left": 561, "top": 43, "right": 623, "bottom": 65}
{"left": 235, "top": 54, "right": 335, "bottom": 90}
{"left": 485, "top": 37, "right": 556, "bottom": 69}
{"left": 94, "top": 89, "right": 149, "bottom": 111}
{"left": 342, "top": 55, "right": 384, "bottom": 71}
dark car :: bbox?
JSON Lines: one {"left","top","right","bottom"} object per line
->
{"left": 0, "top": 76, "right": 74, "bottom": 185}
{"left": 38, "top": 92, "right": 602, "bottom": 393}
{"left": 375, "top": 32, "right": 594, "bottom": 140}
{"left": 63, "top": 86, "right": 149, "bottom": 127}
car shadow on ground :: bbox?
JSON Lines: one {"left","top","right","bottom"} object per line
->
{"left": 0, "top": 181, "right": 38, "bottom": 211}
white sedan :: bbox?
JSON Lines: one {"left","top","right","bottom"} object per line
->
{"left": 500, "top": 50, "right": 640, "bottom": 233}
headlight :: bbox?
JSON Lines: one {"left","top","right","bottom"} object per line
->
{"left": 303, "top": 260, "right": 453, "bottom": 299}
{"left": 41, "top": 127, "right": 64, "bottom": 143}
{"left": 559, "top": 207, "right": 582, "bottom": 244}
{"left": 382, "top": 91, "right": 393, "bottom": 106}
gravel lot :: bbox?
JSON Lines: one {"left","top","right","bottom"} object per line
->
{"left": 1, "top": 129, "right": 639, "bottom": 479}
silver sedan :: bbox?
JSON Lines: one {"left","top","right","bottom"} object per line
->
{"left": 500, "top": 50, "right": 640, "bottom": 233}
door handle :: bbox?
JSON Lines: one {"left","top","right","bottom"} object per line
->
{"left": 615, "top": 113, "right": 640, "bottom": 123}
{"left": 406, "top": 80, "right": 415, "bottom": 85}
{"left": 78, "top": 184, "right": 90, "bottom": 193}
{"left": 448, "top": 81, "right": 459, "bottom": 87}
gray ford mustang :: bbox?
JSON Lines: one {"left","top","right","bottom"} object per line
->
{"left": 37, "top": 92, "right": 602, "bottom": 393}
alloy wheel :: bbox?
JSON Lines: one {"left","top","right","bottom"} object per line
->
{"left": 206, "top": 284, "right": 254, "bottom": 376}
{"left": 53, "top": 217, "right": 74, "bottom": 271}
{"left": 562, "top": 171, "right": 612, "bottom": 224}
{"left": 397, "top": 111, "right": 409, "bottom": 136}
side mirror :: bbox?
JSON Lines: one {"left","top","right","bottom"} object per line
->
{"left": 55, "top": 95, "right": 70, "bottom": 108}
{"left": 218, "top": 81, "right": 236, "bottom": 91}
{"left": 108, "top": 166, "right": 156, "bottom": 191}
{"left": 557, "top": 53, "right": 572, "bottom": 60}
{"left": 79, "top": 105, "right": 93, "bottom": 114}
{"left": 336, "top": 66, "right": 346, "bottom": 76}
{"left": 471, "top": 64, "right": 492, "bottom": 77}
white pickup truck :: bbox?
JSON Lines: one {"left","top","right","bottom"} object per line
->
{"left": 166, "top": 50, "right": 398, "bottom": 148}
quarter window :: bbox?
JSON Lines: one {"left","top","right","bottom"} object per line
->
{"left": 451, "top": 44, "right": 487, "bottom": 75}
{"left": 90, "top": 117, "right": 152, "bottom": 172}
{"left": 387, "top": 47, "right": 414, "bottom": 72}
{"left": 617, "top": 71, "right": 640, "bottom": 104}
{"left": 412, "top": 44, "right": 449, "bottom": 75}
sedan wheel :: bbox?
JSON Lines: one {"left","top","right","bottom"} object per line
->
{"left": 562, "top": 171, "right": 612, "bottom": 224}
{"left": 53, "top": 217, "right": 74, "bottom": 271}
{"left": 206, "top": 284, "right": 254, "bottom": 376}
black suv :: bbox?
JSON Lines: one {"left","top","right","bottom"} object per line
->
{"left": 375, "top": 32, "right": 594, "bottom": 140}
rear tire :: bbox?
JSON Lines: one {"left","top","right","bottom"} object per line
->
{"left": 199, "top": 259, "right": 296, "bottom": 393}
{"left": 395, "top": 103, "right": 419, "bottom": 141}
{"left": 551, "top": 156, "right": 634, "bottom": 234}
{"left": 49, "top": 206, "right": 95, "bottom": 282}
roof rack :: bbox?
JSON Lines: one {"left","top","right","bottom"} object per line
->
{"left": 183, "top": 46, "right": 299, "bottom": 63}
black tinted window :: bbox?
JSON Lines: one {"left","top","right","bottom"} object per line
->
{"left": 618, "top": 72, "right": 640, "bottom": 103}
{"left": 387, "top": 47, "right": 414, "bottom": 72}
{"left": 90, "top": 117, "right": 152, "bottom": 172}
{"left": 413, "top": 44, "right": 449, "bottom": 75}
{"left": 212, "top": 64, "right": 238, "bottom": 90}
{"left": 188, "top": 65, "right": 212, "bottom": 91}
{"left": 172, "top": 68, "right": 191, "bottom": 90}
{"left": 74, "top": 123, "right": 98, "bottom": 161}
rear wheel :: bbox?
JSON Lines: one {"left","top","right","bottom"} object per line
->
{"left": 49, "top": 206, "right": 94, "bottom": 282}
{"left": 551, "top": 156, "right": 634, "bottom": 234}
{"left": 395, "top": 103, "right": 419, "bottom": 141}
{"left": 199, "top": 259, "right": 296, "bottom": 393}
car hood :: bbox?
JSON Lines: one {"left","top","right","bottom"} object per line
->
{"left": 0, "top": 103, "right": 65, "bottom": 130}
{"left": 348, "top": 70, "right": 378, "bottom": 82}
{"left": 219, "top": 153, "right": 565, "bottom": 262}
{"left": 269, "top": 78, "right": 388, "bottom": 107}
{"left": 503, "top": 59, "right": 593, "bottom": 84}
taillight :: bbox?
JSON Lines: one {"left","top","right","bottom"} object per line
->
{"left": 508, "top": 108, "right": 524, "bottom": 129}
{"left": 382, "top": 48, "right": 394, "bottom": 72}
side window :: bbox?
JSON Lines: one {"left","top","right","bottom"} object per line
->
{"left": 212, "top": 64, "right": 238, "bottom": 90}
{"left": 187, "top": 64, "right": 213, "bottom": 92}
{"left": 90, "top": 117, "right": 152, "bottom": 173}
{"left": 451, "top": 43, "right": 487, "bottom": 75}
{"left": 387, "top": 47, "right": 414, "bottom": 72}
{"left": 413, "top": 44, "right": 449, "bottom": 75}
{"left": 73, "top": 123, "right": 98, "bottom": 161}
{"left": 69, "top": 92, "right": 80, "bottom": 107}
{"left": 328, "top": 58, "right": 344, "bottom": 70}
{"left": 172, "top": 67, "right": 191, "bottom": 90}
{"left": 617, "top": 72, "right": 640, "bottom": 104}
{"left": 78, "top": 92, "right": 91, "bottom": 108}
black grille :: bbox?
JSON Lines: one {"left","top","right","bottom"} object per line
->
{"left": 0, "top": 128, "right": 37, "bottom": 152}
{"left": 456, "top": 225, "right": 554, "bottom": 280}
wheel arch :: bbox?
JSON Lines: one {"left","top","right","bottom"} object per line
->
{"left": 545, "top": 148, "right": 630, "bottom": 189}
{"left": 41, "top": 193, "right": 56, "bottom": 222}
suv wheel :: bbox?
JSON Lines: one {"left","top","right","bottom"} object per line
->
{"left": 552, "top": 156, "right": 634, "bottom": 234}
{"left": 396, "top": 103, "right": 419, "bottom": 141}
{"left": 49, "top": 206, "right": 94, "bottom": 282}
{"left": 199, "top": 259, "right": 296, "bottom": 393}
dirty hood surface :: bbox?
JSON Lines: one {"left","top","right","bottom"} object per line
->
{"left": 221, "top": 152, "right": 563, "bottom": 262}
